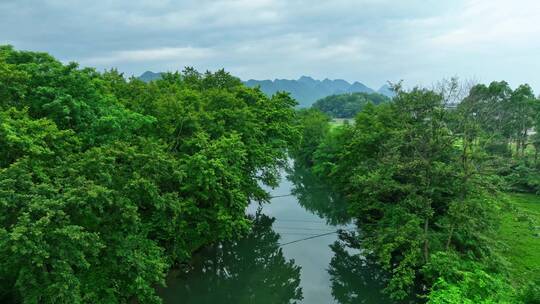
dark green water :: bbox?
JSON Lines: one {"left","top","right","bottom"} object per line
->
{"left": 158, "top": 165, "right": 392, "bottom": 304}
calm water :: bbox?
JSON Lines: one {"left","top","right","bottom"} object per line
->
{"left": 158, "top": 165, "right": 392, "bottom": 304}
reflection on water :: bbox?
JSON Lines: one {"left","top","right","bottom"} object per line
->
{"left": 158, "top": 212, "right": 303, "bottom": 304}
{"left": 159, "top": 164, "right": 393, "bottom": 304}
{"left": 329, "top": 231, "right": 392, "bottom": 304}
{"left": 286, "top": 164, "right": 351, "bottom": 226}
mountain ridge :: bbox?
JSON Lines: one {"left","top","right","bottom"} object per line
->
{"left": 244, "top": 77, "right": 378, "bottom": 107}
{"left": 137, "top": 71, "right": 394, "bottom": 107}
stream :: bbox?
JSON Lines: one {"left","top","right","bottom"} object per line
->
{"left": 158, "top": 165, "right": 392, "bottom": 304}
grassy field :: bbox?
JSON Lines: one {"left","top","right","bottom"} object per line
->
{"left": 329, "top": 118, "right": 352, "bottom": 129}
{"left": 499, "top": 193, "right": 540, "bottom": 286}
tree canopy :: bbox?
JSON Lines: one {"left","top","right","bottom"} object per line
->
{"left": 295, "top": 80, "right": 540, "bottom": 303}
{"left": 0, "top": 45, "right": 299, "bottom": 303}
{"left": 311, "top": 92, "right": 390, "bottom": 118}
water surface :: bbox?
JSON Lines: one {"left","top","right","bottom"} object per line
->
{"left": 159, "top": 165, "right": 392, "bottom": 304}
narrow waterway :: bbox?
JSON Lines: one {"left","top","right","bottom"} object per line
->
{"left": 158, "top": 165, "right": 392, "bottom": 304}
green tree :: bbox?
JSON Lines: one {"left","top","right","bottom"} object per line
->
{"left": 298, "top": 87, "right": 513, "bottom": 301}
{"left": 291, "top": 108, "right": 330, "bottom": 166}
{"left": 0, "top": 46, "right": 298, "bottom": 303}
{"left": 312, "top": 92, "right": 389, "bottom": 118}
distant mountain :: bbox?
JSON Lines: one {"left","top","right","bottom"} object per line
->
{"left": 244, "top": 76, "right": 378, "bottom": 107}
{"left": 138, "top": 71, "right": 162, "bottom": 82}
{"left": 137, "top": 72, "right": 393, "bottom": 107}
{"left": 377, "top": 84, "right": 396, "bottom": 98}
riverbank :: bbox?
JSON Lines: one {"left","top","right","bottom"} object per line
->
{"left": 499, "top": 193, "right": 540, "bottom": 288}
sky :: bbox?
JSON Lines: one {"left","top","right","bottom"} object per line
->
{"left": 1, "top": 0, "right": 539, "bottom": 91}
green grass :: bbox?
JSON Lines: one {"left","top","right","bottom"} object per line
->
{"left": 508, "top": 142, "right": 537, "bottom": 158}
{"left": 329, "top": 118, "right": 351, "bottom": 129}
{"left": 499, "top": 193, "right": 540, "bottom": 286}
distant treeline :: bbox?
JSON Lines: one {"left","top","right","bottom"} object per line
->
{"left": 312, "top": 92, "right": 390, "bottom": 118}
{"left": 139, "top": 73, "right": 392, "bottom": 108}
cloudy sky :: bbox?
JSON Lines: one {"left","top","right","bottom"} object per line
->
{"left": 1, "top": 0, "right": 539, "bottom": 90}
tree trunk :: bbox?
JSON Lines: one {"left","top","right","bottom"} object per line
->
{"left": 446, "top": 224, "right": 454, "bottom": 250}
{"left": 423, "top": 218, "right": 430, "bottom": 263}
{"left": 522, "top": 129, "right": 528, "bottom": 157}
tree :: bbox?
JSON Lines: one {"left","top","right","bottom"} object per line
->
{"left": 291, "top": 108, "right": 330, "bottom": 166}
{"left": 0, "top": 46, "right": 298, "bottom": 303}
{"left": 312, "top": 92, "right": 389, "bottom": 118}
{"left": 297, "top": 86, "right": 510, "bottom": 301}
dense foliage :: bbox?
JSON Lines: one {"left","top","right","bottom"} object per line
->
{"left": 294, "top": 80, "right": 540, "bottom": 303}
{"left": 312, "top": 92, "right": 390, "bottom": 118}
{"left": 0, "top": 46, "right": 298, "bottom": 303}
{"left": 290, "top": 109, "right": 331, "bottom": 166}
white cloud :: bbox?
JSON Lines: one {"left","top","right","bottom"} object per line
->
{"left": 429, "top": 0, "right": 540, "bottom": 48}
{"left": 1, "top": 0, "right": 540, "bottom": 91}
{"left": 81, "top": 47, "right": 215, "bottom": 65}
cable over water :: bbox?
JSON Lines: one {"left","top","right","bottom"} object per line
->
{"left": 277, "top": 228, "right": 355, "bottom": 247}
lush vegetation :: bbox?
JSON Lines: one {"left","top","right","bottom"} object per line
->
{"left": 3, "top": 44, "right": 539, "bottom": 303}
{"left": 293, "top": 80, "right": 540, "bottom": 303}
{"left": 499, "top": 194, "right": 540, "bottom": 294}
{"left": 0, "top": 46, "right": 299, "bottom": 303}
{"left": 312, "top": 92, "right": 390, "bottom": 118}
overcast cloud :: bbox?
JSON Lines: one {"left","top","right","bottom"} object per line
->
{"left": 1, "top": 0, "right": 539, "bottom": 90}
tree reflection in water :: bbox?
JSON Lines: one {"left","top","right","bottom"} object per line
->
{"left": 328, "top": 231, "right": 394, "bottom": 304}
{"left": 287, "top": 163, "right": 395, "bottom": 304}
{"left": 159, "top": 212, "right": 303, "bottom": 304}
{"left": 160, "top": 164, "right": 398, "bottom": 304}
{"left": 286, "top": 163, "right": 351, "bottom": 226}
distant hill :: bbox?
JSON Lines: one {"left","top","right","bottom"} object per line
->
{"left": 138, "top": 71, "right": 162, "bottom": 82}
{"left": 137, "top": 72, "right": 393, "bottom": 107}
{"left": 312, "top": 92, "right": 390, "bottom": 118}
{"left": 244, "top": 76, "right": 380, "bottom": 107}
{"left": 377, "top": 84, "right": 396, "bottom": 98}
